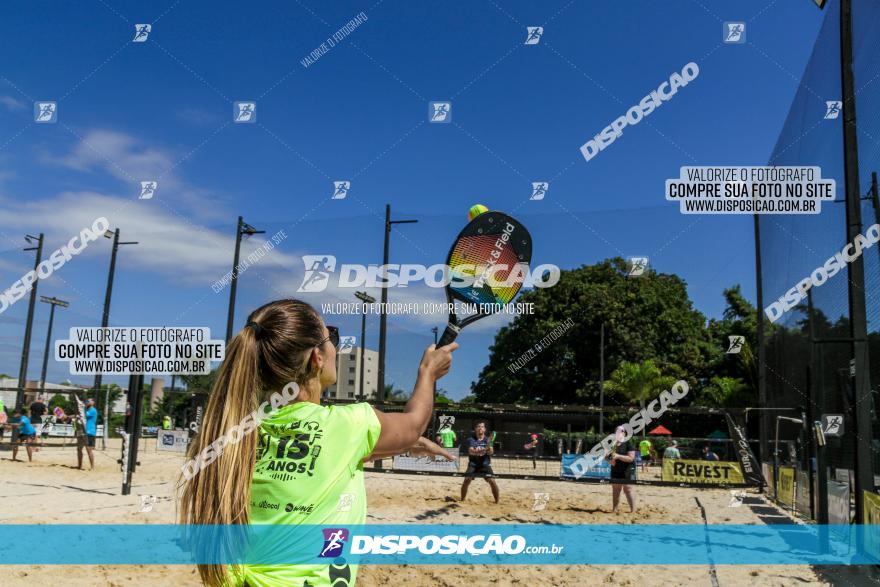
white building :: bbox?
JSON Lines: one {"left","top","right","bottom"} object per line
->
{"left": 0, "top": 378, "right": 83, "bottom": 412}
{"left": 327, "top": 348, "right": 378, "bottom": 400}
{"left": 0, "top": 378, "right": 127, "bottom": 414}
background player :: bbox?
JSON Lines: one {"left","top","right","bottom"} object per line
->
{"left": 461, "top": 421, "right": 499, "bottom": 503}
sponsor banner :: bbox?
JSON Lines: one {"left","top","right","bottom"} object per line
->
{"left": 393, "top": 447, "right": 459, "bottom": 473}
{"left": 45, "top": 422, "right": 75, "bottom": 437}
{"left": 0, "top": 524, "right": 877, "bottom": 565}
{"left": 661, "top": 459, "right": 745, "bottom": 485}
{"left": 157, "top": 429, "right": 190, "bottom": 453}
{"left": 864, "top": 491, "right": 880, "bottom": 563}
{"left": 763, "top": 463, "right": 775, "bottom": 498}
{"left": 795, "top": 469, "right": 812, "bottom": 516}
{"left": 723, "top": 412, "right": 765, "bottom": 486}
{"left": 561, "top": 454, "right": 610, "bottom": 479}
{"left": 777, "top": 466, "right": 796, "bottom": 507}
{"left": 828, "top": 480, "right": 850, "bottom": 526}
{"left": 42, "top": 423, "right": 104, "bottom": 437}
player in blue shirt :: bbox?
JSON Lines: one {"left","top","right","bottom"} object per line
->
{"left": 460, "top": 421, "right": 500, "bottom": 503}
{"left": 10, "top": 408, "right": 36, "bottom": 462}
{"left": 77, "top": 399, "right": 98, "bottom": 470}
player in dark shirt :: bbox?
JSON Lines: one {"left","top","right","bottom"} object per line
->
{"left": 29, "top": 398, "right": 47, "bottom": 423}
{"left": 609, "top": 425, "right": 637, "bottom": 513}
{"left": 460, "top": 421, "right": 500, "bottom": 503}
{"left": 29, "top": 397, "right": 47, "bottom": 448}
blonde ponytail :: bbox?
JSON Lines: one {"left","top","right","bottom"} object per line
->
{"left": 178, "top": 299, "right": 326, "bottom": 586}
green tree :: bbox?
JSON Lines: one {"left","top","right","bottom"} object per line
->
{"left": 471, "top": 258, "right": 712, "bottom": 404}
{"left": 383, "top": 383, "right": 409, "bottom": 401}
{"left": 144, "top": 390, "right": 192, "bottom": 427}
{"left": 706, "top": 285, "right": 760, "bottom": 388}
{"left": 181, "top": 371, "right": 219, "bottom": 393}
{"left": 695, "top": 376, "right": 753, "bottom": 407}
{"left": 435, "top": 388, "right": 452, "bottom": 405}
{"left": 95, "top": 383, "right": 124, "bottom": 423}
{"left": 48, "top": 394, "right": 74, "bottom": 416}
{"left": 603, "top": 359, "right": 676, "bottom": 411}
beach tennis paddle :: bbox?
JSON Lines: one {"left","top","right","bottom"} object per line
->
{"left": 436, "top": 211, "right": 532, "bottom": 347}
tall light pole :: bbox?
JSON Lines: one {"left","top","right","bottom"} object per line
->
{"left": 355, "top": 291, "right": 376, "bottom": 401}
{"left": 378, "top": 204, "right": 417, "bottom": 401}
{"left": 15, "top": 233, "right": 43, "bottom": 418}
{"left": 599, "top": 322, "right": 605, "bottom": 435}
{"left": 95, "top": 228, "right": 138, "bottom": 450}
{"left": 837, "top": 0, "right": 873, "bottom": 524}
{"left": 226, "top": 216, "right": 264, "bottom": 343}
{"left": 431, "top": 326, "right": 438, "bottom": 395}
{"left": 39, "top": 296, "right": 69, "bottom": 392}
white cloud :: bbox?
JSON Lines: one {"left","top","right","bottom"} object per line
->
{"left": 48, "top": 129, "right": 175, "bottom": 184}
{"left": 40, "top": 128, "right": 232, "bottom": 221}
{"left": 0, "top": 95, "right": 25, "bottom": 111}
{"left": 0, "top": 190, "right": 301, "bottom": 287}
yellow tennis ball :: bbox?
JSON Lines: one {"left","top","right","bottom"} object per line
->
{"left": 468, "top": 204, "right": 489, "bottom": 221}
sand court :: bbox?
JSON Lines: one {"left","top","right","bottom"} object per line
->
{"left": 0, "top": 441, "right": 826, "bottom": 586}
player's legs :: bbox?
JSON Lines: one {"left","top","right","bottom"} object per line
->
{"left": 460, "top": 477, "right": 473, "bottom": 501}
{"left": 85, "top": 436, "right": 95, "bottom": 469}
{"left": 622, "top": 484, "right": 636, "bottom": 512}
{"left": 77, "top": 435, "right": 85, "bottom": 469}
{"left": 12, "top": 439, "right": 18, "bottom": 461}
{"left": 25, "top": 438, "right": 34, "bottom": 461}
{"left": 485, "top": 477, "right": 500, "bottom": 503}
{"left": 611, "top": 483, "right": 622, "bottom": 512}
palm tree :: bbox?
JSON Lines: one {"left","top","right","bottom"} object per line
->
{"left": 603, "top": 360, "right": 675, "bottom": 437}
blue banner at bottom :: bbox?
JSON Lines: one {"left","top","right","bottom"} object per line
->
{"left": 0, "top": 524, "right": 877, "bottom": 565}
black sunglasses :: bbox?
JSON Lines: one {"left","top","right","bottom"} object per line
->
{"left": 319, "top": 326, "right": 339, "bottom": 349}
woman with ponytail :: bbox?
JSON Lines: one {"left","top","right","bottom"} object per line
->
{"left": 179, "top": 298, "right": 457, "bottom": 586}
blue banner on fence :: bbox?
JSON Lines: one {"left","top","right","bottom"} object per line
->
{"left": 560, "top": 454, "right": 610, "bottom": 479}
{"left": 0, "top": 524, "right": 877, "bottom": 565}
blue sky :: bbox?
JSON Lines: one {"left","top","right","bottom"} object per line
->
{"left": 0, "top": 0, "right": 827, "bottom": 398}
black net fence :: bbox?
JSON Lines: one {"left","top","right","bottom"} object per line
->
{"left": 758, "top": 0, "right": 880, "bottom": 522}
{"left": 362, "top": 402, "right": 769, "bottom": 487}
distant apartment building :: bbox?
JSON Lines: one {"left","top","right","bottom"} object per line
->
{"left": 327, "top": 348, "right": 378, "bottom": 400}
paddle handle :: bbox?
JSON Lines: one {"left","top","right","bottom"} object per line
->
{"left": 437, "top": 323, "right": 460, "bottom": 347}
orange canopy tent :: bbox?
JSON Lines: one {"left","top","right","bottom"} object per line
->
{"left": 648, "top": 425, "right": 672, "bottom": 435}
